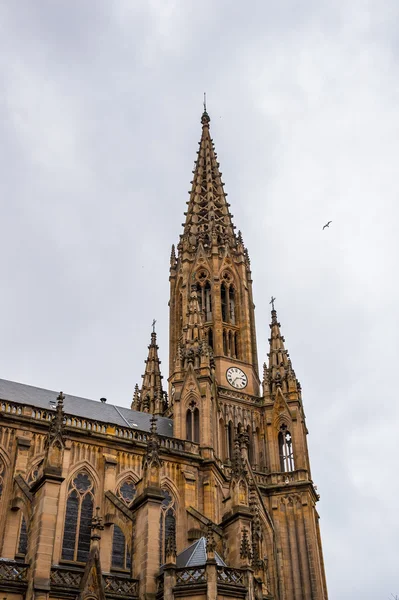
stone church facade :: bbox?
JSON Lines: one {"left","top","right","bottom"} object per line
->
{"left": 0, "top": 109, "right": 328, "bottom": 600}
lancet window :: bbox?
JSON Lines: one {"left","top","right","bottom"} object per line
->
{"left": 0, "top": 458, "right": 5, "bottom": 502}
{"left": 208, "top": 328, "right": 214, "bottom": 350}
{"left": 62, "top": 471, "right": 94, "bottom": 562}
{"left": 159, "top": 489, "right": 176, "bottom": 565}
{"left": 221, "top": 272, "right": 238, "bottom": 324}
{"left": 16, "top": 515, "right": 28, "bottom": 558}
{"left": 221, "top": 283, "right": 228, "bottom": 322}
{"left": 227, "top": 421, "right": 234, "bottom": 461}
{"left": 110, "top": 479, "right": 136, "bottom": 570}
{"left": 186, "top": 404, "right": 200, "bottom": 443}
{"left": 112, "top": 525, "right": 132, "bottom": 571}
{"left": 195, "top": 272, "right": 212, "bottom": 322}
{"left": 279, "top": 424, "right": 295, "bottom": 472}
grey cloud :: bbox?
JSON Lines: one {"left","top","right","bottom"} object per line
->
{"left": 1, "top": 1, "right": 398, "bottom": 597}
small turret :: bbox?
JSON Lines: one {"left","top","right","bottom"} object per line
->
{"left": 139, "top": 325, "right": 166, "bottom": 415}
{"left": 263, "top": 303, "right": 300, "bottom": 401}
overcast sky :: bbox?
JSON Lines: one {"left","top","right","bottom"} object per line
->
{"left": 1, "top": 1, "right": 398, "bottom": 597}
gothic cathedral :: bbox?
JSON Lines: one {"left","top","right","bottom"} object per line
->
{"left": 0, "top": 109, "right": 328, "bottom": 600}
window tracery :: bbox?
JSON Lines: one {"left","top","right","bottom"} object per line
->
{"left": 159, "top": 489, "right": 176, "bottom": 565}
{"left": 62, "top": 471, "right": 94, "bottom": 562}
{"left": 117, "top": 479, "right": 137, "bottom": 507}
{"left": 278, "top": 424, "right": 295, "bottom": 472}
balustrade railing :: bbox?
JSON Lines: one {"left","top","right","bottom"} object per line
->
{"left": 175, "top": 567, "right": 207, "bottom": 585}
{"left": 253, "top": 469, "right": 309, "bottom": 486}
{"left": 50, "top": 567, "right": 139, "bottom": 597}
{"left": 103, "top": 574, "right": 139, "bottom": 596}
{"left": 1, "top": 399, "right": 201, "bottom": 456}
{"left": 0, "top": 401, "right": 23, "bottom": 416}
{"left": 0, "top": 560, "right": 29, "bottom": 585}
{"left": 217, "top": 566, "right": 246, "bottom": 586}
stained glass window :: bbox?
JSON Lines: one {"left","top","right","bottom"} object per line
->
{"left": 112, "top": 525, "right": 132, "bottom": 571}
{"left": 0, "top": 458, "right": 5, "bottom": 501}
{"left": 159, "top": 489, "right": 176, "bottom": 565}
{"left": 17, "top": 516, "right": 28, "bottom": 556}
{"left": 117, "top": 480, "right": 136, "bottom": 506}
{"left": 62, "top": 471, "right": 94, "bottom": 562}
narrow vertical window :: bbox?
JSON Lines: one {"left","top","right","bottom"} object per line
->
{"left": 221, "top": 283, "right": 228, "bottom": 322}
{"left": 62, "top": 472, "right": 94, "bottom": 562}
{"left": 227, "top": 421, "right": 234, "bottom": 460}
{"left": 228, "top": 331, "right": 233, "bottom": 357}
{"left": 193, "top": 408, "right": 200, "bottom": 443}
{"left": 159, "top": 490, "right": 176, "bottom": 565}
{"left": 195, "top": 283, "right": 203, "bottom": 314}
{"left": 235, "top": 332, "right": 240, "bottom": 359}
{"left": 229, "top": 287, "right": 236, "bottom": 325}
{"left": 0, "top": 457, "right": 5, "bottom": 502}
{"left": 279, "top": 425, "right": 295, "bottom": 472}
{"left": 112, "top": 525, "right": 132, "bottom": 571}
{"left": 17, "top": 516, "right": 28, "bottom": 557}
{"left": 208, "top": 328, "right": 213, "bottom": 350}
{"left": 186, "top": 410, "right": 193, "bottom": 442}
{"left": 205, "top": 281, "right": 212, "bottom": 321}
{"left": 223, "top": 330, "right": 227, "bottom": 355}
{"left": 247, "top": 425, "right": 253, "bottom": 465}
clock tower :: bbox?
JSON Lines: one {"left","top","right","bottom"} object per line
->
{"left": 168, "top": 107, "right": 262, "bottom": 457}
{"left": 167, "top": 109, "right": 328, "bottom": 600}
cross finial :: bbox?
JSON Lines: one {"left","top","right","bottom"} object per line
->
{"left": 203, "top": 92, "right": 206, "bottom": 112}
{"left": 270, "top": 296, "right": 276, "bottom": 311}
{"left": 152, "top": 318, "right": 156, "bottom": 333}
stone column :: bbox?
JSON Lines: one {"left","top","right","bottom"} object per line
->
{"left": 131, "top": 488, "right": 164, "bottom": 600}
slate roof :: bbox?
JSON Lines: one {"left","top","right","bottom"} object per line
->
{"left": 0, "top": 378, "right": 173, "bottom": 437}
{"left": 176, "top": 537, "right": 226, "bottom": 568}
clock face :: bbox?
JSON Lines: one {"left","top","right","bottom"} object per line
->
{"left": 226, "top": 367, "right": 248, "bottom": 390}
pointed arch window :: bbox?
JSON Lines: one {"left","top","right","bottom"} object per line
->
{"left": 229, "top": 286, "right": 236, "bottom": 325}
{"left": 227, "top": 421, "right": 234, "bottom": 461}
{"left": 159, "top": 489, "right": 176, "bottom": 566}
{"left": 221, "top": 283, "right": 228, "bottom": 322}
{"left": 112, "top": 525, "right": 132, "bottom": 571}
{"left": 0, "top": 457, "right": 6, "bottom": 503}
{"left": 208, "top": 328, "right": 214, "bottom": 350}
{"left": 279, "top": 425, "right": 295, "bottom": 472}
{"left": 247, "top": 425, "right": 253, "bottom": 465}
{"left": 205, "top": 281, "right": 212, "bottom": 321}
{"left": 186, "top": 405, "right": 200, "bottom": 443}
{"left": 16, "top": 515, "right": 28, "bottom": 558}
{"left": 235, "top": 332, "right": 240, "bottom": 359}
{"left": 195, "top": 282, "right": 203, "bottom": 315}
{"left": 62, "top": 471, "right": 94, "bottom": 562}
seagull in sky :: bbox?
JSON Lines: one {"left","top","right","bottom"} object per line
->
{"left": 322, "top": 221, "right": 332, "bottom": 230}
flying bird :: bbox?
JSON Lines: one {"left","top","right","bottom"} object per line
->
{"left": 322, "top": 221, "right": 332, "bottom": 230}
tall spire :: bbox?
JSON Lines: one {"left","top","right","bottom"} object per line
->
{"left": 263, "top": 306, "right": 300, "bottom": 400}
{"left": 139, "top": 326, "right": 166, "bottom": 415}
{"left": 180, "top": 109, "right": 236, "bottom": 252}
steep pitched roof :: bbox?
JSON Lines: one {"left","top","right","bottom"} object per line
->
{"left": 176, "top": 537, "right": 226, "bottom": 568}
{"left": 0, "top": 378, "right": 173, "bottom": 437}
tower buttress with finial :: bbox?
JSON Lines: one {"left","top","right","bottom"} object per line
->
{"left": 138, "top": 323, "right": 166, "bottom": 416}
